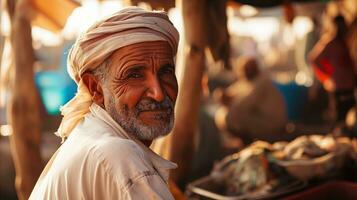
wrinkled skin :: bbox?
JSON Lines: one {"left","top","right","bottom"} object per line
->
{"left": 83, "top": 41, "right": 178, "bottom": 144}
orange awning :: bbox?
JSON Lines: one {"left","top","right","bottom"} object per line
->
{"left": 31, "top": 0, "right": 81, "bottom": 32}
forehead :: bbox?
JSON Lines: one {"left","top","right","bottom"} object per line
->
{"left": 109, "top": 41, "right": 173, "bottom": 64}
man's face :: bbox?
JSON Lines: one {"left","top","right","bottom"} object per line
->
{"left": 102, "top": 41, "right": 178, "bottom": 141}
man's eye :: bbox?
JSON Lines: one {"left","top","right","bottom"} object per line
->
{"left": 159, "top": 66, "right": 174, "bottom": 75}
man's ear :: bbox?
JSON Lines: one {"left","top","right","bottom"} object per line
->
{"left": 82, "top": 73, "right": 105, "bottom": 107}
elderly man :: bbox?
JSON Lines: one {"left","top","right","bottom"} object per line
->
{"left": 30, "top": 7, "right": 179, "bottom": 199}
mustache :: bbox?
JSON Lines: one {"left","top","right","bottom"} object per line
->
{"left": 135, "top": 96, "right": 174, "bottom": 113}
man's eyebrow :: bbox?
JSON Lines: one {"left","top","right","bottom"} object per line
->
{"left": 160, "top": 63, "right": 175, "bottom": 69}
{"left": 126, "top": 65, "right": 146, "bottom": 72}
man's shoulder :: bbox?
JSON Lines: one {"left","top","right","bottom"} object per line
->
{"left": 57, "top": 115, "right": 158, "bottom": 185}
{"left": 89, "top": 136, "right": 154, "bottom": 178}
{"left": 72, "top": 116, "right": 146, "bottom": 162}
{"left": 91, "top": 136, "right": 146, "bottom": 163}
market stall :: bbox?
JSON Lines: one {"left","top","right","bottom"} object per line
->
{"left": 186, "top": 135, "right": 357, "bottom": 199}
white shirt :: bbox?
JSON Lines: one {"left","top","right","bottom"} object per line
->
{"left": 29, "top": 104, "right": 177, "bottom": 200}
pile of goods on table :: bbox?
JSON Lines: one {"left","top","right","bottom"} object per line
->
{"left": 187, "top": 135, "right": 357, "bottom": 199}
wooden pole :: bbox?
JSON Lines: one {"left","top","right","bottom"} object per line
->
{"left": 167, "top": 0, "right": 207, "bottom": 187}
{"left": 157, "top": 0, "right": 229, "bottom": 187}
{"left": 6, "top": 0, "right": 43, "bottom": 199}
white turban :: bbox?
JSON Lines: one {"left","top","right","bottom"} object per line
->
{"left": 56, "top": 7, "right": 179, "bottom": 140}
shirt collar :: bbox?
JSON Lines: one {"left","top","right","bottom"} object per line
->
{"left": 89, "top": 103, "right": 177, "bottom": 181}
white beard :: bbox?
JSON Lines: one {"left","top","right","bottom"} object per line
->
{"left": 105, "top": 94, "right": 174, "bottom": 141}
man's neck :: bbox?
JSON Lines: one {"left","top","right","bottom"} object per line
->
{"left": 141, "top": 140, "right": 153, "bottom": 147}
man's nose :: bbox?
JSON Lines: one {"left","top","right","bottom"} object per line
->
{"left": 146, "top": 76, "right": 165, "bottom": 102}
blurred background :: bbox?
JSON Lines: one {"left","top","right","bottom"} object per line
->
{"left": 0, "top": 0, "right": 356, "bottom": 199}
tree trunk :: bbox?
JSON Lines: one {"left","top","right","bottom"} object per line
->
{"left": 6, "top": 0, "right": 43, "bottom": 199}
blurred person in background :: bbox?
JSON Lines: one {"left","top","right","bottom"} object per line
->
{"left": 215, "top": 56, "right": 287, "bottom": 144}
{"left": 309, "top": 15, "right": 356, "bottom": 130}
{"left": 347, "top": 18, "right": 357, "bottom": 71}
{"left": 342, "top": 17, "right": 357, "bottom": 137}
